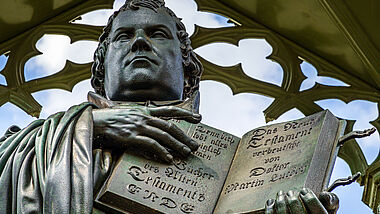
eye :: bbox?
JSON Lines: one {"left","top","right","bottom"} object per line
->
{"left": 150, "top": 30, "right": 168, "bottom": 39}
{"left": 115, "top": 32, "right": 133, "bottom": 41}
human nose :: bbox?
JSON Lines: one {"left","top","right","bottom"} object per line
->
{"left": 131, "top": 29, "right": 152, "bottom": 52}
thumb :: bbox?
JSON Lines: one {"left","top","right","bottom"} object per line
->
{"left": 319, "top": 191, "right": 339, "bottom": 214}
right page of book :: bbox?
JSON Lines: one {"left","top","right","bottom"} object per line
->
{"left": 214, "top": 110, "right": 342, "bottom": 214}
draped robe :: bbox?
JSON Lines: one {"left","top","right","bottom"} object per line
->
{"left": 0, "top": 90, "right": 199, "bottom": 214}
{"left": 0, "top": 103, "right": 114, "bottom": 214}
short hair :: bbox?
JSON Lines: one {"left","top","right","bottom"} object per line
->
{"left": 91, "top": 0, "right": 203, "bottom": 100}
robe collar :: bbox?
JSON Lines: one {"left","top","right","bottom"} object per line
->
{"left": 87, "top": 91, "right": 200, "bottom": 113}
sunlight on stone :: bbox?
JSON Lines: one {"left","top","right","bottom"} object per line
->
{"left": 316, "top": 99, "right": 379, "bottom": 164}
{"left": 300, "top": 61, "right": 350, "bottom": 91}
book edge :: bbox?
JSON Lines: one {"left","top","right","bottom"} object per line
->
{"left": 304, "top": 110, "right": 341, "bottom": 194}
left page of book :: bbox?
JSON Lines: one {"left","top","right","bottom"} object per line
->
{"left": 95, "top": 120, "right": 240, "bottom": 214}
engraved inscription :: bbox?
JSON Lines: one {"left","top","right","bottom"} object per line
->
{"left": 160, "top": 197, "right": 177, "bottom": 209}
{"left": 220, "top": 115, "right": 321, "bottom": 203}
{"left": 249, "top": 167, "right": 265, "bottom": 177}
{"left": 103, "top": 120, "right": 240, "bottom": 214}
{"left": 264, "top": 156, "right": 280, "bottom": 164}
{"left": 127, "top": 184, "right": 141, "bottom": 194}
{"left": 191, "top": 125, "right": 237, "bottom": 161}
{"left": 180, "top": 203, "right": 195, "bottom": 213}
{"left": 224, "top": 179, "right": 265, "bottom": 194}
{"left": 124, "top": 183, "right": 194, "bottom": 213}
{"left": 128, "top": 166, "right": 148, "bottom": 181}
{"left": 143, "top": 190, "right": 159, "bottom": 202}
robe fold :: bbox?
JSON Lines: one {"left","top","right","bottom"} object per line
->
{"left": 0, "top": 103, "right": 113, "bottom": 214}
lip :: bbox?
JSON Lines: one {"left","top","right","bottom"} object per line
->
{"left": 127, "top": 55, "right": 158, "bottom": 65}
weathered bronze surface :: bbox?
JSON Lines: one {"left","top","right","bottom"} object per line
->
{"left": 95, "top": 108, "right": 344, "bottom": 214}
{"left": 102, "top": 6, "right": 184, "bottom": 102}
{"left": 214, "top": 111, "right": 344, "bottom": 213}
{"left": 0, "top": 0, "right": 340, "bottom": 213}
{"left": 96, "top": 120, "right": 239, "bottom": 214}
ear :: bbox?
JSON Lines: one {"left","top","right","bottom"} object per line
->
{"left": 183, "top": 71, "right": 191, "bottom": 97}
{"left": 184, "top": 72, "right": 190, "bottom": 86}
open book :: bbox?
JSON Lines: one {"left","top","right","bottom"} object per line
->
{"left": 94, "top": 110, "right": 346, "bottom": 214}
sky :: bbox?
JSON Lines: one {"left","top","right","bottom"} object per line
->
{"left": 0, "top": 0, "right": 379, "bottom": 213}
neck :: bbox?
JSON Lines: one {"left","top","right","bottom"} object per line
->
{"left": 87, "top": 91, "right": 200, "bottom": 113}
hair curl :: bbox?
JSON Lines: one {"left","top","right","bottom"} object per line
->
{"left": 91, "top": 0, "right": 203, "bottom": 100}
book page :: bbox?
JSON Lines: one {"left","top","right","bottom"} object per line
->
{"left": 96, "top": 120, "right": 240, "bottom": 214}
{"left": 214, "top": 111, "right": 339, "bottom": 213}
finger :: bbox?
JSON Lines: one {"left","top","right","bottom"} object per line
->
{"left": 265, "top": 199, "right": 275, "bottom": 214}
{"left": 285, "top": 190, "right": 305, "bottom": 214}
{"left": 149, "top": 106, "right": 202, "bottom": 123}
{"left": 299, "top": 188, "right": 328, "bottom": 214}
{"left": 146, "top": 117, "right": 199, "bottom": 151}
{"left": 130, "top": 135, "right": 173, "bottom": 163}
{"left": 140, "top": 124, "right": 193, "bottom": 157}
{"left": 275, "top": 190, "right": 289, "bottom": 214}
{"left": 319, "top": 192, "right": 339, "bottom": 214}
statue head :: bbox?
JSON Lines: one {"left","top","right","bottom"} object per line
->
{"left": 91, "top": 0, "right": 203, "bottom": 102}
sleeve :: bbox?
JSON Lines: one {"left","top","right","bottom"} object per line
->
{"left": 0, "top": 103, "right": 105, "bottom": 214}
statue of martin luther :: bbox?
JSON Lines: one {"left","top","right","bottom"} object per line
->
{"left": 0, "top": 0, "right": 339, "bottom": 213}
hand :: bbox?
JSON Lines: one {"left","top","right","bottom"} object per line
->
{"left": 92, "top": 105, "right": 201, "bottom": 162}
{"left": 265, "top": 188, "right": 339, "bottom": 214}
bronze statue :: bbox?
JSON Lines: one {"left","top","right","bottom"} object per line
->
{"left": 0, "top": 0, "right": 338, "bottom": 213}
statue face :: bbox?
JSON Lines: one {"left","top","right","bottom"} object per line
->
{"left": 104, "top": 7, "right": 185, "bottom": 102}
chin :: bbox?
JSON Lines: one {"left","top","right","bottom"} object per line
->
{"left": 130, "top": 90, "right": 181, "bottom": 102}
{"left": 108, "top": 88, "right": 182, "bottom": 102}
